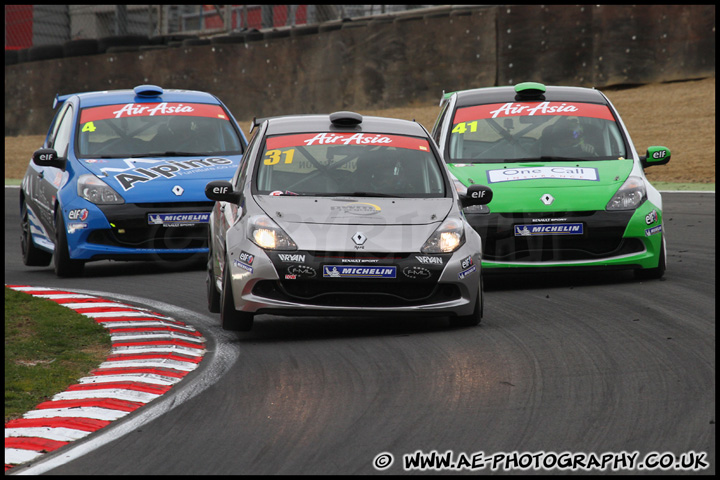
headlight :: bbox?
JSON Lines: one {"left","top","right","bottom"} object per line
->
{"left": 421, "top": 215, "right": 466, "bottom": 253}
{"left": 247, "top": 215, "right": 297, "bottom": 251}
{"left": 77, "top": 174, "right": 124, "bottom": 204}
{"left": 606, "top": 176, "right": 646, "bottom": 211}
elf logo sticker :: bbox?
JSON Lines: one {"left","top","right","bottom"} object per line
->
{"left": 68, "top": 209, "right": 89, "bottom": 221}
{"left": 234, "top": 251, "right": 255, "bottom": 273}
{"left": 645, "top": 209, "right": 658, "bottom": 225}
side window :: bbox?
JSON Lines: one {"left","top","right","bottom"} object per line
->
{"left": 432, "top": 102, "right": 449, "bottom": 144}
{"left": 234, "top": 128, "right": 260, "bottom": 190}
{"left": 51, "top": 105, "right": 75, "bottom": 158}
{"left": 45, "top": 103, "right": 70, "bottom": 148}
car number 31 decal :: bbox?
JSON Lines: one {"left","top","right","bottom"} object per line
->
{"left": 264, "top": 149, "right": 296, "bottom": 165}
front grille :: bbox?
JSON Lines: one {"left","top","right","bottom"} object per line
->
{"left": 87, "top": 224, "right": 207, "bottom": 250}
{"left": 90, "top": 202, "right": 213, "bottom": 252}
{"left": 467, "top": 210, "right": 639, "bottom": 262}
{"left": 252, "top": 280, "right": 461, "bottom": 308}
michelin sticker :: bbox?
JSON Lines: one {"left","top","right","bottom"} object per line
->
{"left": 234, "top": 251, "right": 255, "bottom": 273}
{"left": 487, "top": 167, "right": 598, "bottom": 183}
{"left": 645, "top": 225, "right": 662, "bottom": 236}
{"left": 515, "top": 223, "right": 584, "bottom": 236}
{"left": 323, "top": 266, "right": 396, "bottom": 278}
{"left": 148, "top": 212, "right": 210, "bottom": 227}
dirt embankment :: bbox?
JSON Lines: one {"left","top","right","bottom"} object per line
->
{"left": 5, "top": 78, "right": 714, "bottom": 184}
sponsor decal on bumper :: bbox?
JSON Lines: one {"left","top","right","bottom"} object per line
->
{"left": 645, "top": 225, "right": 662, "bottom": 236}
{"left": 323, "top": 265, "right": 397, "bottom": 278}
{"left": 514, "top": 223, "right": 584, "bottom": 236}
{"left": 148, "top": 213, "right": 211, "bottom": 227}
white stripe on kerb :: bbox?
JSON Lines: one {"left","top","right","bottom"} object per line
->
{"left": 112, "top": 345, "right": 205, "bottom": 357}
{"left": 5, "top": 427, "right": 92, "bottom": 442}
{"left": 96, "top": 359, "right": 198, "bottom": 371}
{"left": 51, "top": 389, "right": 161, "bottom": 404}
{"left": 23, "top": 407, "right": 131, "bottom": 421}
{"left": 77, "top": 374, "right": 180, "bottom": 386}
{"left": 4, "top": 448, "right": 44, "bottom": 464}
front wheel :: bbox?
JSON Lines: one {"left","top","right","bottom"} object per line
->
{"left": 54, "top": 209, "right": 85, "bottom": 277}
{"left": 220, "top": 260, "right": 254, "bottom": 331}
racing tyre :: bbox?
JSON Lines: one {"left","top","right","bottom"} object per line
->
{"left": 450, "top": 277, "right": 483, "bottom": 327}
{"left": 20, "top": 201, "right": 52, "bottom": 266}
{"left": 220, "top": 260, "right": 253, "bottom": 331}
{"left": 635, "top": 235, "right": 666, "bottom": 280}
{"left": 54, "top": 210, "right": 85, "bottom": 277}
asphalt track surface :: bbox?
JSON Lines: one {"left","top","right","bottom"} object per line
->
{"left": 4, "top": 186, "right": 715, "bottom": 475}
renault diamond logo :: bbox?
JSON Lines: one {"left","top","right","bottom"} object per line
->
{"left": 172, "top": 185, "right": 184, "bottom": 196}
{"left": 352, "top": 232, "right": 367, "bottom": 245}
{"left": 541, "top": 193, "right": 554, "bottom": 205}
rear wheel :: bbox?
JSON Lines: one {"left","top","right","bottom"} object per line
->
{"left": 20, "top": 201, "right": 52, "bottom": 266}
{"left": 53, "top": 209, "right": 85, "bottom": 277}
{"left": 635, "top": 235, "right": 666, "bottom": 280}
{"left": 450, "top": 277, "right": 483, "bottom": 327}
{"left": 220, "top": 260, "right": 254, "bottom": 331}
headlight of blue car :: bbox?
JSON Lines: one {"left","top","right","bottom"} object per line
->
{"left": 77, "top": 174, "right": 125, "bottom": 205}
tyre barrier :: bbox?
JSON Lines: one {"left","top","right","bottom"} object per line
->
{"left": 4, "top": 285, "right": 206, "bottom": 472}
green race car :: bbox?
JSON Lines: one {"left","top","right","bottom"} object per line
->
{"left": 431, "top": 82, "right": 670, "bottom": 278}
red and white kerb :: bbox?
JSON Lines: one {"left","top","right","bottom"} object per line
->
{"left": 4, "top": 286, "right": 205, "bottom": 471}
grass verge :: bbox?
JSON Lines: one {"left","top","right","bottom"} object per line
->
{"left": 4, "top": 287, "right": 112, "bottom": 422}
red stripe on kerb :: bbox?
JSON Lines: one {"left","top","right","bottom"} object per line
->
{"left": 5, "top": 417, "right": 110, "bottom": 431}
{"left": 105, "top": 353, "right": 203, "bottom": 363}
{"left": 66, "top": 306, "right": 142, "bottom": 313}
{"left": 90, "top": 367, "right": 187, "bottom": 378}
{"left": 65, "top": 382, "right": 171, "bottom": 395}
{"left": 112, "top": 339, "right": 205, "bottom": 349}
{"left": 46, "top": 298, "right": 107, "bottom": 305}
{"left": 94, "top": 317, "right": 186, "bottom": 325}
{"left": 5, "top": 437, "right": 68, "bottom": 451}
{"left": 34, "top": 398, "right": 144, "bottom": 412}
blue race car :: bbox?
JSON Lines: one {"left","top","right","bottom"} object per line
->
{"left": 20, "top": 84, "right": 248, "bottom": 276}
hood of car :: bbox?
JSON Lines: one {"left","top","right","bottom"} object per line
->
{"left": 80, "top": 155, "right": 241, "bottom": 202}
{"left": 448, "top": 159, "right": 634, "bottom": 211}
{"left": 254, "top": 196, "right": 454, "bottom": 252}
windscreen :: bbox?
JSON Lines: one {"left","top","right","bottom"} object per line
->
{"left": 255, "top": 132, "right": 446, "bottom": 197}
{"left": 448, "top": 101, "right": 628, "bottom": 163}
{"left": 77, "top": 102, "right": 244, "bottom": 157}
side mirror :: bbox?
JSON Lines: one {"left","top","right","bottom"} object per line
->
{"left": 461, "top": 184, "right": 493, "bottom": 207}
{"left": 32, "top": 148, "right": 67, "bottom": 170}
{"left": 640, "top": 146, "right": 671, "bottom": 168}
{"left": 205, "top": 180, "right": 241, "bottom": 203}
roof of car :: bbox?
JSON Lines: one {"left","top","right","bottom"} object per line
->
{"left": 55, "top": 85, "right": 221, "bottom": 109}
{"left": 260, "top": 113, "right": 429, "bottom": 137}
{"left": 450, "top": 85, "right": 608, "bottom": 108}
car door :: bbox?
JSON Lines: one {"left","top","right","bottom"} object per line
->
{"left": 214, "top": 125, "right": 258, "bottom": 276}
{"left": 32, "top": 101, "right": 75, "bottom": 237}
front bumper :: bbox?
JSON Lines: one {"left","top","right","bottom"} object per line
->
{"left": 465, "top": 205, "right": 663, "bottom": 270}
{"left": 65, "top": 200, "right": 214, "bottom": 261}
{"left": 226, "top": 245, "right": 483, "bottom": 317}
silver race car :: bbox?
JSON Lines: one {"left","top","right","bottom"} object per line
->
{"left": 205, "top": 111, "right": 492, "bottom": 331}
